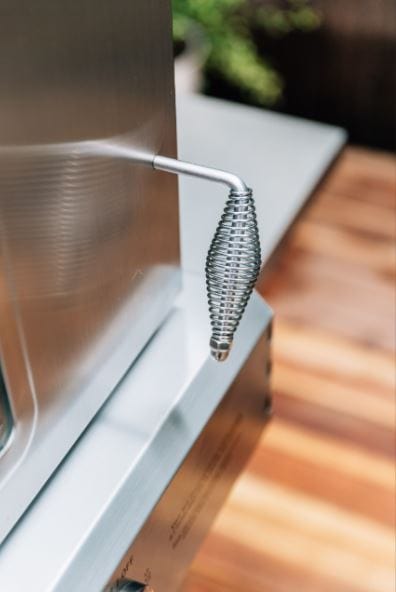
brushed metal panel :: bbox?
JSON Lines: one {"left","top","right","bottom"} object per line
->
{"left": 0, "top": 0, "right": 179, "bottom": 537}
{"left": 107, "top": 325, "right": 272, "bottom": 592}
{"left": 0, "top": 284, "right": 272, "bottom": 591}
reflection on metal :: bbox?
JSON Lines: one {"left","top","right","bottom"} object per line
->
{"left": 0, "top": 373, "right": 12, "bottom": 453}
{"left": 0, "top": 0, "right": 178, "bottom": 544}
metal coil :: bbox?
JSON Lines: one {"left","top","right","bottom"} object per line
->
{"left": 206, "top": 188, "right": 261, "bottom": 361}
{"left": 152, "top": 154, "right": 261, "bottom": 362}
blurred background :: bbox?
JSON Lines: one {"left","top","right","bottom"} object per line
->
{"left": 175, "top": 2, "right": 396, "bottom": 591}
{"left": 173, "top": 0, "right": 396, "bottom": 150}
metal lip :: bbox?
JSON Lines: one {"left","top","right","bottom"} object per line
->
{"left": 0, "top": 278, "right": 272, "bottom": 592}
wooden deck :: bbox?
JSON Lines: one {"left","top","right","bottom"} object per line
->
{"left": 182, "top": 147, "right": 396, "bottom": 592}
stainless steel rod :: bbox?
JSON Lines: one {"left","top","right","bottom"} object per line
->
{"left": 153, "top": 155, "right": 249, "bottom": 193}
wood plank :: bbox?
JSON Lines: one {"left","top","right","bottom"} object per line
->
{"left": 261, "top": 245, "right": 395, "bottom": 350}
{"left": 182, "top": 146, "right": 396, "bottom": 592}
{"left": 249, "top": 421, "right": 395, "bottom": 527}
{"left": 319, "top": 147, "right": 396, "bottom": 209}
{"left": 308, "top": 192, "right": 396, "bottom": 240}
{"left": 292, "top": 220, "right": 395, "bottom": 277}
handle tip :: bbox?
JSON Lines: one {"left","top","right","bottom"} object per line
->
{"left": 210, "top": 338, "right": 232, "bottom": 362}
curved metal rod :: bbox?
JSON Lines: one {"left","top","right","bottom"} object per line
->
{"left": 153, "top": 155, "right": 248, "bottom": 193}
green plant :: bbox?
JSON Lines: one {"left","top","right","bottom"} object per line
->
{"left": 172, "top": 0, "right": 320, "bottom": 106}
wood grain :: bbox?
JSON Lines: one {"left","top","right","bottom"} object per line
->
{"left": 182, "top": 147, "right": 396, "bottom": 592}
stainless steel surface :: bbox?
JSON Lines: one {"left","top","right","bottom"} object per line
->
{"left": 153, "top": 156, "right": 261, "bottom": 361}
{"left": 176, "top": 94, "right": 346, "bottom": 277}
{"left": 107, "top": 316, "right": 271, "bottom": 591}
{"left": 0, "top": 0, "right": 179, "bottom": 544}
{"left": 0, "top": 276, "right": 272, "bottom": 592}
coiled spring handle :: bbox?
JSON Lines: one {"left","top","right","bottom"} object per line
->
{"left": 153, "top": 155, "right": 262, "bottom": 362}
